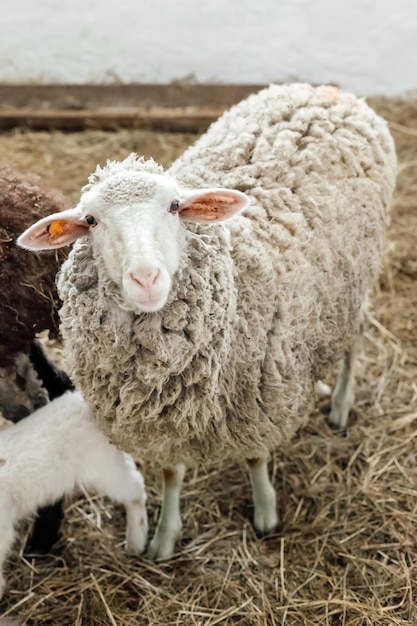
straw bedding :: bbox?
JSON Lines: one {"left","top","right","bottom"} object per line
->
{"left": 0, "top": 94, "right": 416, "bottom": 625}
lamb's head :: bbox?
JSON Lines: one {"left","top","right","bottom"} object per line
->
{"left": 18, "top": 154, "right": 249, "bottom": 313}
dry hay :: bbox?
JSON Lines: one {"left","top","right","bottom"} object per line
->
{"left": 0, "top": 95, "right": 416, "bottom": 626}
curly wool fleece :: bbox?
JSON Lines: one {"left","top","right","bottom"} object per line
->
{"left": 58, "top": 84, "right": 397, "bottom": 466}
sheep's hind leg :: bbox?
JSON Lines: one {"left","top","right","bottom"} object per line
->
{"left": 328, "top": 329, "right": 362, "bottom": 430}
{"left": 247, "top": 458, "right": 278, "bottom": 533}
{"left": 328, "top": 350, "right": 355, "bottom": 429}
{"left": 148, "top": 464, "right": 185, "bottom": 561}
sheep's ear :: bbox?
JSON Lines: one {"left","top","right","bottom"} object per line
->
{"left": 17, "top": 208, "right": 89, "bottom": 250}
{"left": 178, "top": 188, "right": 249, "bottom": 223}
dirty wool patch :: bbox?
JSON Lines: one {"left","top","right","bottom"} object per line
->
{"left": 0, "top": 96, "right": 416, "bottom": 625}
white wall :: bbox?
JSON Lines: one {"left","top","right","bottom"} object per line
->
{"left": 1, "top": 0, "right": 416, "bottom": 96}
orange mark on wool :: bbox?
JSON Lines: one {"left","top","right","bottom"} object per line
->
{"left": 48, "top": 219, "right": 67, "bottom": 237}
{"left": 316, "top": 85, "right": 343, "bottom": 102}
{"left": 316, "top": 85, "right": 354, "bottom": 105}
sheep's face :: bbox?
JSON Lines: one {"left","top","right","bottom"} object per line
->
{"left": 80, "top": 172, "right": 186, "bottom": 313}
{"left": 18, "top": 156, "right": 249, "bottom": 314}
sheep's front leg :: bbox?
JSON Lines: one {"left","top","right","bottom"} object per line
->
{"left": 148, "top": 464, "right": 185, "bottom": 561}
{"left": 247, "top": 458, "right": 278, "bottom": 533}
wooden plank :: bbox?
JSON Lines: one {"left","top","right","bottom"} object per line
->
{"left": 0, "top": 83, "right": 266, "bottom": 132}
{"left": 0, "top": 83, "right": 265, "bottom": 109}
{"left": 0, "top": 106, "right": 227, "bottom": 133}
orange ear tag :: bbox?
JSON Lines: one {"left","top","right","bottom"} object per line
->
{"left": 48, "top": 219, "right": 67, "bottom": 237}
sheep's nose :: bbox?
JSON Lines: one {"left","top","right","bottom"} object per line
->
{"left": 130, "top": 268, "right": 160, "bottom": 290}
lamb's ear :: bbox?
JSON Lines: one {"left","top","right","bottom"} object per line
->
{"left": 178, "top": 188, "right": 249, "bottom": 223}
{"left": 17, "top": 208, "right": 89, "bottom": 250}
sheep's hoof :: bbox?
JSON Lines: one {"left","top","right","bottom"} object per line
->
{"left": 147, "top": 525, "right": 181, "bottom": 561}
{"left": 327, "top": 418, "right": 348, "bottom": 435}
{"left": 328, "top": 386, "right": 354, "bottom": 431}
{"left": 147, "top": 536, "right": 176, "bottom": 561}
{"left": 254, "top": 508, "right": 279, "bottom": 535}
{"left": 328, "top": 402, "right": 350, "bottom": 431}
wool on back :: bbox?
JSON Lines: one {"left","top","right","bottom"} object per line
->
{"left": 58, "top": 84, "right": 397, "bottom": 466}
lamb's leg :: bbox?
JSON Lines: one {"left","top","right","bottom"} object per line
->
{"left": 247, "top": 458, "right": 278, "bottom": 533}
{"left": 148, "top": 464, "right": 185, "bottom": 561}
{"left": 89, "top": 451, "right": 148, "bottom": 555}
{"left": 328, "top": 328, "right": 362, "bottom": 429}
{"left": 0, "top": 514, "right": 15, "bottom": 600}
{"left": 121, "top": 455, "right": 148, "bottom": 555}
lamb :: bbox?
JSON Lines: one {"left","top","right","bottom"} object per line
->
{"left": 0, "top": 389, "right": 148, "bottom": 600}
{"left": 0, "top": 166, "right": 72, "bottom": 553}
{"left": 18, "top": 83, "right": 397, "bottom": 560}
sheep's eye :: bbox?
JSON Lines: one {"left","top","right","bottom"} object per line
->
{"left": 169, "top": 200, "right": 180, "bottom": 213}
{"left": 85, "top": 215, "right": 97, "bottom": 226}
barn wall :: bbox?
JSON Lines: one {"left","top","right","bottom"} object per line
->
{"left": 1, "top": 0, "right": 416, "bottom": 96}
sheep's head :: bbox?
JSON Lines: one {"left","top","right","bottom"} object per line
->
{"left": 18, "top": 154, "right": 249, "bottom": 314}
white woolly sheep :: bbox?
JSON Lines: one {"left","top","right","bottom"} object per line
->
{"left": 0, "top": 389, "right": 148, "bottom": 600}
{"left": 18, "top": 83, "right": 397, "bottom": 560}
{"left": 0, "top": 166, "right": 73, "bottom": 553}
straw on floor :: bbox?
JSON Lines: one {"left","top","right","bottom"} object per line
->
{"left": 0, "top": 95, "right": 416, "bottom": 626}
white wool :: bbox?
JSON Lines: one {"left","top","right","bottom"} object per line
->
{"left": 56, "top": 84, "right": 397, "bottom": 467}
